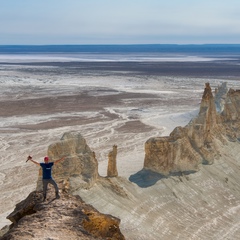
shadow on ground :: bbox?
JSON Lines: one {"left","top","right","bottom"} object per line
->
{"left": 129, "top": 169, "right": 196, "bottom": 188}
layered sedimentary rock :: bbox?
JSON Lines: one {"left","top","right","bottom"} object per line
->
{"left": 107, "top": 145, "right": 118, "bottom": 177}
{"left": 144, "top": 83, "right": 240, "bottom": 175}
{"left": 36, "top": 132, "right": 99, "bottom": 191}
{"left": 1, "top": 190, "right": 125, "bottom": 240}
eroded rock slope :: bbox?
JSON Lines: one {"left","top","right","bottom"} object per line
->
{"left": 144, "top": 83, "right": 240, "bottom": 175}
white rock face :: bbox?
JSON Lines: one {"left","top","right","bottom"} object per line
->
{"left": 77, "top": 140, "right": 240, "bottom": 240}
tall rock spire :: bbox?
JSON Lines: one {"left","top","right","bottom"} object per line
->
{"left": 107, "top": 145, "right": 118, "bottom": 177}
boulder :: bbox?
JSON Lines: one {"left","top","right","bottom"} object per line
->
{"left": 36, "top": 132, "right": 99, "bottom": 191}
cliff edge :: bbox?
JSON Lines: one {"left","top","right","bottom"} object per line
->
{"left": 0, "top": 190, "right": 124, "bottom": 240}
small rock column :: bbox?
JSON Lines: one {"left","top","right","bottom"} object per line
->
{"left": 107, "top": 145, "right": 118, "bottom": 177}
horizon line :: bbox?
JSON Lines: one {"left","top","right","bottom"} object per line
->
{"left": 1, "top": 43, "right": 240, "bottom": 46}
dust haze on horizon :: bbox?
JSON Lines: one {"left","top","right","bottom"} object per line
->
{"left": 0, "top": 0, "right": 240, "bottom": 45}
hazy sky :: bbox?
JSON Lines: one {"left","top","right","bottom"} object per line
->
{"left": 0, "top": 0, "right": 240, "bottom": 44}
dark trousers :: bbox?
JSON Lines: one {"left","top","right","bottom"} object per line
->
{"left": 42, "top": 178, "right": 59, "bottom": 198}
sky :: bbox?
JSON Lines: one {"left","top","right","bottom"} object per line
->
{"left": 0, "top": 0, "right": 240, "bottom": 45}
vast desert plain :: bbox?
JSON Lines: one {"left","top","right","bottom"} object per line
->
{"left": 1, "top": 52, "right": 240, "bottom": 239}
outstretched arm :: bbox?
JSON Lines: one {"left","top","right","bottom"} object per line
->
{"left": 54, "top": 156, "right": 66, "bottom": 165}
{"left": 27, "top": 156, "right": 40, "bottom": 166}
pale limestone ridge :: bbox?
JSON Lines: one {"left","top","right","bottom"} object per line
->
{"left": 107, "top": 145, "right": 118, "bottom": 177}
{"left": 78, "top": 141, "right": 240, "bottom": 240}
{"left": 75, "top": 83, "right": 240, "bottom": 240}
{"left": 144, "top": 82, "right": 240, "bottom": 175}
{"left": 36, "top": 132, "right": 99, "bottom": 191}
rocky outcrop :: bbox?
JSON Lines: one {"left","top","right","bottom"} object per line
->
{"left": 36, "top": 132, "right": 99, "bottom": 192}
{"left": 1, "top": 190, "right": 125, "bottom": 240}
{"left": 144, "top": 83, "right": 240, "bottom": 175}
{"left": 144, "top": 128, "right": 202, "bottom": 175}
{"left": 221, "top": 88, "right": 240, "bottom": 141}
{"left": 222, "top": 88, "right": 240, "bottom": 122}
{"left": 107, "top": 145, "right": 118, "bottom": 177}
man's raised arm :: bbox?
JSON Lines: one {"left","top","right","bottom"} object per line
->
{"left": 27, "top": 156, "right": 40, "bottom": 166}
{"left": 54, "top": 156, "right": 66, "bottom": 165}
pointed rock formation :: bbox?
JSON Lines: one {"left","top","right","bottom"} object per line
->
{"left": 186, "top": 82, "right": 221, "bottom": 164}
{"left": 36, "top": 132, "right": 99, "bottom": 192}
{"left": 107, "top": 145, "right": 118, "bottom": 177}
{"left": 144, "top": 83, "right": 240, "bottom": 175}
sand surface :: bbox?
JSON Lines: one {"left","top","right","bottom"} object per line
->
{"left": 1, "top": 60, "right": 240, "bottom": 238}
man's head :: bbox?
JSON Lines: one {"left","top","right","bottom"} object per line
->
{"left": 44, "top": 156, "right": 49, "bottom": 163}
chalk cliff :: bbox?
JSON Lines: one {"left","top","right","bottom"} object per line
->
{"left": 144, "top": 82, "right": 240, "bottom": 175}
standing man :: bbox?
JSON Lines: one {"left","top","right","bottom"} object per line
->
{"left": 27, "top": 155, "right": 66, "bottom": 201}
